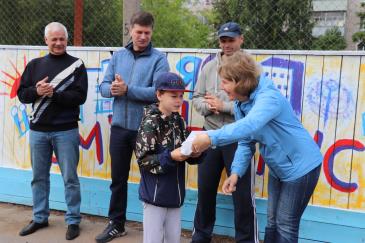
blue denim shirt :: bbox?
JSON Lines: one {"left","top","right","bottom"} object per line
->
{"left": 100, "top": 43, "right": 170, "bottom": 130}
{"left": 208, "top": 75, "right": 323, "bottom": 181}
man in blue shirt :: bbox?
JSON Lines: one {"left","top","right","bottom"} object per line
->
{"left": 96, "top": 11, "right": 170, "bottom": 243}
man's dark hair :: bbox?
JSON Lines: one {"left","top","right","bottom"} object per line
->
{"left": 130, "top": 11, "right": 154, "bottom": 28}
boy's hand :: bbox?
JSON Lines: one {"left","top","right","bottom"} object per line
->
{"left": 171, "top": 148, "right": 189, "bottom": 162}
{"left": 190, "top": 151, "right": 202, "bottom": 158}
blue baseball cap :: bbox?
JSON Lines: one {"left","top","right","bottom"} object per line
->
{"left": 218, "top": 22, "right": 242, "bottom": 38}
{"left": 155, "top": 72, "right": 193, "bottom": 92}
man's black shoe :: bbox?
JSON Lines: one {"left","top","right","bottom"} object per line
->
{"left": 66, "top": 224, "right": 80, "bottom": 240}
{"left": 19, "top": 220, "right": 49, "bottom": 236}
{"left": 95, "top": 221, "right": 127, "bottom": 243}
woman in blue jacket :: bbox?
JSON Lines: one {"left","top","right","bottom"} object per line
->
{"left": 192, "top": 51, "right": 322, "bottom": 243}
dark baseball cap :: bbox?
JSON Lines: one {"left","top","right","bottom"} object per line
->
{"left": 155, "top": 72, "right": 193, "bottom": 92}
{"left": 218, "top": 22, "right": 242, "bottom": 38}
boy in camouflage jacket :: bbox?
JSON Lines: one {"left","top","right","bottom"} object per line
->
{"left": 135, "top": 72, "right": 204, "bottom": 243}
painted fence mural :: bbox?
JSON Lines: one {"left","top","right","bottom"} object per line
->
{"left": 1, "top": 46, "right": 365, "bottom": 212}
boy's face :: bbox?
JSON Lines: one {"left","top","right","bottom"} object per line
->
{"left": 157, "top": 90, "right": 184, "bottom": 115}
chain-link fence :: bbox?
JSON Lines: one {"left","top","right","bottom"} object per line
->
{"left": 0, "top": 0, "right": 123, "bottom": 47}
{"left": 1, "top": 0, "right": 364, "bottom": 50}
{"left": 199, "top": 0, "right": 365, "bottom": 51}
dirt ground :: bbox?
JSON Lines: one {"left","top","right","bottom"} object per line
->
{"left": 0, "top": 202, "right": 235, "bottom": 243}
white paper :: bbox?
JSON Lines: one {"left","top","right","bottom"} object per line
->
{"left": 181, "top": 131, "right": 206, "bottom": 156}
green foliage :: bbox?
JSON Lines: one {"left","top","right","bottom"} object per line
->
{"left": 352, "top": 31, "right": 365, "bottom": 43}
{"left": 312, "top": 27, "right": 346, "bottom": 50}
{"left": 352, "top": 2, "right": 365, "bottom": 47}
{"left": 141, "top": 0, "right": 212, "bottom": 48}
{"left": 0, "top": 1, "right": 74, "bottom": 45}
{"left": 0, "top": 0, "right": 210, "bottom": 48}
{"left": 83, "top": 0, "right": 123, "bottom": 46}
{"left": 0, "top": 0, "right": 123, "bottom": 46}
{"left": 211, "top": 0, "right": 314, "bottom": 50}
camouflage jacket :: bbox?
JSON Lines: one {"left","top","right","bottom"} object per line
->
{"left": 135, "top": 103, "right": 202, "bottom": 207}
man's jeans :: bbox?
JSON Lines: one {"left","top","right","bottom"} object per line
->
{"left": 30, "top": 128, "right": 81, "bottom": 225}
{"left": 264, "top": 165, "right": 321, "bottom": 243}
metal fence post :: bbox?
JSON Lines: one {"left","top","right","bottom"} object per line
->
{"left": 74, "top": 0, "right": 84, "bottom": 46}
{"left": 123, "top": 0, "right": 141, "bottom": 46}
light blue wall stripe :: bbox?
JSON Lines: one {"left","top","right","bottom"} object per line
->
{"left": 0, "top": 167, "right": 364, "bottom": 243}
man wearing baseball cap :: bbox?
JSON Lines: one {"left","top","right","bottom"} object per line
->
{"left": 192, "top": 22, "right": 258, "bottom": 243}
{"left": 135, "top": 72, "right": 204, "bottom": 243}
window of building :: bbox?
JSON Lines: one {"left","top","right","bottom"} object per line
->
{"left": 360, "top": 17, "right": 365, "bottom": 31}
{"left": 313, "top": 11, "right": 346, "bottom": 27}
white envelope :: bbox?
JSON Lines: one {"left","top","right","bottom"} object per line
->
{"left": 181, "top": 131, "right": 207, "bottom": 156}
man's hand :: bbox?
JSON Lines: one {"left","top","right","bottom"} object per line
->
{"left": 44, "top": 88, "right": 54, "bottom": 98}
{"left": 171, "top": 148, "right": 189, "bottom": 162}
{"left": 111, "top": 74, "right": 128, "bottom": 96}
{"left": 204, "top": 94, "right": 223, "bottom": 114}
{"left": 36, "top": 77, "right": 53, "bottom": 97}
{"left": 222, "top": 174, "right": 239, "bottom": 194}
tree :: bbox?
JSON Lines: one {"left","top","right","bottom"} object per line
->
{"left": 352, "top": 2, "right": 365, "bottom": 49}
{"left": 0, "top": 1, "right": 74, "bottom": 45}
{"left": 141, "top": 0, "right": 212, "bottom": 48}
{"left": 0, "top": 0, "right": 123, "bottom": 46}
{"left": 83, "top": 0, "right": 123, "bottom": 46}
{"left": 1, "top": 0, "right": 213, "bottom": 48}
{"left": 312, "top": 27, "right": 346, "bottom": 50}
{"left": 0, "top": 1, "right": 19, "bottom": 45}
{"left": 211, "top": 0, "right": 314, "bottom": 50}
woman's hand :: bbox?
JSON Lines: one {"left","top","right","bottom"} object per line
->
{"left": 222, "top": 174, "right": 239, "bottom": 194}
{"left": 191, "top": 133, "right": 211, "bottom": 153}
{"left": 171, "top": 148, "right": 189, "bottom": 162}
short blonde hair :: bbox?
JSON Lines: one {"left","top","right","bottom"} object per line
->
{"left": 218, "top": 52, "right": 261, "bottom": 97}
